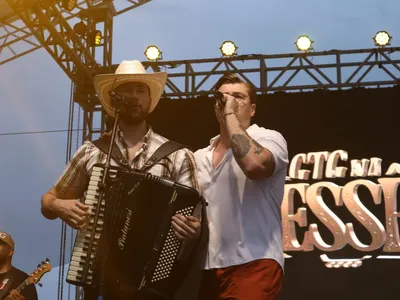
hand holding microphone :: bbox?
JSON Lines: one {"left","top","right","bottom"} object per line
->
{"left": 214, "top": 91, "right": 225, "bottom": 108}
{"left": 214, "top": 91, "right": 238, "bottom": 122}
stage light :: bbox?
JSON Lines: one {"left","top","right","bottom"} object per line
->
{"left": 87, "top": 30, "right": 102, "bottom": 46}
{"left": 220, "top": 41, "right": 237, "bottom": 57}
{"left": 73, "top": 21, "right": 86, "bottom": 36}
{"left": 94, "top": 31, "right": 102, "bottom": 45}
{"left": 373, "top": 31, "right": 392, "bottom": 47}
{"left": 74, "top": 22, "right": 102, "bottom": 46}
{"left": 144, "top": 45, "right": 162, "bottom": 61}
{"left": 61, "top": 0, "right": 77, "bottom": 11}
{"left": 296, "top": 35, "right": 313, "bottom": 52}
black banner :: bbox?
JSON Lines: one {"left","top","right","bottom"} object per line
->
{"left": 149, "top": 86, "right": 400, "bottom": 300}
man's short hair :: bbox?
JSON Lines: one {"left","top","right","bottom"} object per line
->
{"left": 214, "top": 72, "right": 257, "bottom": 104}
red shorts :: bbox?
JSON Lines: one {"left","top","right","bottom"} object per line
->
{"left": 198, "top": 259, "right": 284, "bottom": 300}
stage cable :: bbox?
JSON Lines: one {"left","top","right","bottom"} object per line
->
{"left": 58, "top": 80, "right": 76, "bottom": 300}
{"left": 0, "top": 129, "right": 88, "bottom": 136}
{"left": 68, "top": 103, "right": 81, "bottom": 300}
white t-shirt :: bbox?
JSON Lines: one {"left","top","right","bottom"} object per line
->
{"left": 194, "top": 124, "right": 288, "bottom": 270}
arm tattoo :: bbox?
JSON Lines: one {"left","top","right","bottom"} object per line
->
{"left": 253, "top": 140, "right": 264, "bottom": 154}
{"left": 231, "top": 134, "right": 250, "bottom": 158}
{"left": 262, "top": 149, "right": 275, "bottom": 170}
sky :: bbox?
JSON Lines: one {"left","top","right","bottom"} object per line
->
{"left": 0, "top": 0, "right": 399, "bottom": 298}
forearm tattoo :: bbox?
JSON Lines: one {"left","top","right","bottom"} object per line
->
{"left": 231, "top": 134, "right": 250, "bottom": 158}
{"left": 253, "top": 140, "right": 264, "bottom": 154}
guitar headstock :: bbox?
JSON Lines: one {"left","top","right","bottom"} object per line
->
{"left": 26, "top": 258, "right": 52, "bottom": 285}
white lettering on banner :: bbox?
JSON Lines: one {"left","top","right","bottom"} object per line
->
{"left": 283, "top": 149, "right": 400, "bottom": 255}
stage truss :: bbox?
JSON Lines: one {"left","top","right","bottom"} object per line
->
{"left": 0, "top": 0, "right": 151, "bottom": 66}
{"left": 82, "top": 46, "right": 400, "bottom": 140}
{"left": 0, "top": 1, "right": 152, "bottom": 299}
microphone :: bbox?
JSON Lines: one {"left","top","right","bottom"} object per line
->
{"left": 214, "top": 91, "right": 225, "bottom": 107}
{"left": 108, "top": 89, "right": 134, "bottom": 112}
{"left": 108, "top": 88, "right": 126, "bottom": 103}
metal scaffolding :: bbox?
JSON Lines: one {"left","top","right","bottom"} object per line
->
{"left": 5, "top": 0, "right": 98, "bottom": 81}
{"left": 0, "top": 1, "right": 152, "bottom": 299}
{"left": 1, "top": 0, "right": 151, "bottom": 142}
{"left": 0, "top": 0, "right": 151, "bottom": 65}
{"left": 82, "top": 46, "right": 400, "bottom": 139}
{"left": 144, "top": 47, "right": 400, "bottom": 96}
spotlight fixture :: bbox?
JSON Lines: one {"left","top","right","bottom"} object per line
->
{"left": 87, "top": 30, "right": 102, "bottom": 46}
{"left": 220, "top": 41, "right": 237, "bottom": 57}
{"left": 73, "top": 21, "right": 86, "bottom": 36}
{"left": 295, "top": 35, "right": 313, "bottom": 52}
{"left": 94, "top": 30, "right": 102, "bottom": 45}
{"left": 61, "top": 0, "right": 77, "bottom": 11}
{"left": 144, "top": 45, "right": 162, "bottom": 61}
{"left": 373, "top": 31, "right": 392, "bottom": 47}
{"left": 73, "top": 22, "right": 102, "bottom": 46}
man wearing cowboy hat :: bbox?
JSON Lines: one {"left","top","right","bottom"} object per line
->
{"left": 0, "top": 231, "right": 38, "bottom": 300}
{"left": 40, "top": 60, "right": 203, "bottom": 296}
{"left": 41, "top": 59, "right": 201, "bottom": 238}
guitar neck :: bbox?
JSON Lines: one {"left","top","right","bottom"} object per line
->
{"left": 4, "top": 279, "right": 28, "bottom": 300}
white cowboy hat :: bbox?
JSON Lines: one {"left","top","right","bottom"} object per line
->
{"left": 93, "top": 60, "right": 167, "bottom": 117}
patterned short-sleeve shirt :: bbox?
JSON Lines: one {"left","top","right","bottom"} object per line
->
{"left": 54, "top": 126, "right": 199, "bottom": 197}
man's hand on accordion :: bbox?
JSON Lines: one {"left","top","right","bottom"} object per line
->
{"left": 171, "top": 214, "right": 201, "bottom": 241}
{"left": 52, "top": 198, "right": 91, "bottom": 230}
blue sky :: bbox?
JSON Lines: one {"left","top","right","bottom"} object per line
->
{"left": 0, "top": 0, "right": 399, "bottom": 298}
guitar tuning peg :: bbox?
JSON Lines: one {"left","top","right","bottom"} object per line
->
{"left": 41, "top": 261, "right": 45, "bottom": 264}
{"left": 37, "top": 264, "right": 40, "bottom": 268}
{"left": 38, "top": 283, "right": 43, "bottom": 287}
{"left": 46, "top": 258, "right": 49, "bottom": 262}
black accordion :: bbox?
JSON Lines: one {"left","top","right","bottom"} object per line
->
{"left": 67, "top": 163, "right": 206, "bottom": 299}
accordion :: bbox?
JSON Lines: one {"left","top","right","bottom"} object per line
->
{"left": 66, "top": 163, "right": 206, "bottom": 299}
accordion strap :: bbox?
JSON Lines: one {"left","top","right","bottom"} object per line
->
{"left": 92, "top": 135, "right": 131, "bottom": 170}
{"left": 92, "top": 134, "right": 188, "bottom": 172}
{"left": 140, "top": 140, "right": 187, "bottom": 172}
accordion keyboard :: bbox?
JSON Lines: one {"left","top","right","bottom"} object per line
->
{"left": 66, "top": 165, "right": 106, "bottom": 286}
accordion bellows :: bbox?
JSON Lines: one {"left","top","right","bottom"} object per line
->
{"left": 67, "top": 164, "right": 205, "bottom": 299}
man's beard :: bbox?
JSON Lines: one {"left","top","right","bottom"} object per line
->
{"left": 119, "top": 103, "right": 149, "bottom": 125}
